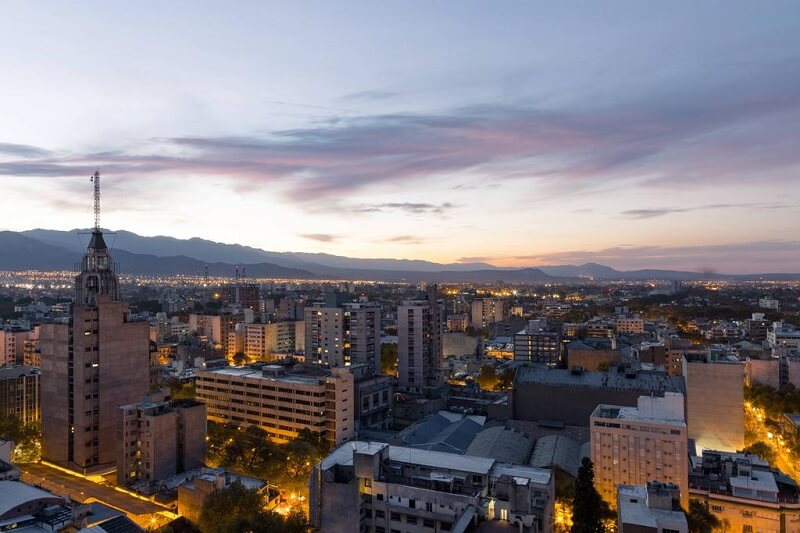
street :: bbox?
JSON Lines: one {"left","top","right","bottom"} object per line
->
{"left": 19, "top": 462, "right": 175, "bottom": 529}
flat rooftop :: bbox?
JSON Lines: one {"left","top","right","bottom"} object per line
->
{"left": 591, "top": 404, "right": 686, "bottom": 427}
{"left": 515, "top": 366, "right": 685, "bottom": 393}
{"left": 198, "top": 366, "right": 323, "bottom": 386}
{"left": 0, "top": 365, "right": 40, "bottom": 379}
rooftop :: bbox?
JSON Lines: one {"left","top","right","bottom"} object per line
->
{"left": 197, "top": 366, "right": 323, "bottom": 386}
{"left": 0, "top": 365, "right": 40, "bottom": 380}
{"left": 0, "top": 481, "right": 61, "bottom": 518}
{"left": 515, "top": 365, "right": 684, "bottom": 394}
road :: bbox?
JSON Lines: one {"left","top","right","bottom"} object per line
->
{"left": 19, "top": 462, "right": 174, "bottom": 529}
{"left": 744, "top": 402, "right": 800, "bottom": 481}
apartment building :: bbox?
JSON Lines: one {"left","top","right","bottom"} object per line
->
{"left": 116, "top": 399, "right": 206, "bottom": 485}
{"left": 305, "top": 302, "right": 380, "bottom": 373}
{"left": 513, "top": 319, "right": 562, "bottom": 367}
{"left": 591, "top": 392, "right": 689, "bottom": 509}
{"left": 689, "top": 450, "right": 800, "bottom": 533}
{"left": 244, "top": 321, "right": 299, "bottom": 360}
{"left": 615, "top": 316, "right": 645, "bottom": 335}
{"left": 0, "top": 329, "right": 32, "bottom": 366}
{"left": 195, "top": 364, "right": 354, "bottom": 446}
{"left": 0, "top": 365, "right": 40, "bottom": 424}
{"left": 446, "top": 313, "right": 468, "bottom": 333}
{"left": 309, "top": 441, "right": 554, "bottom": 532}
{"left": 398, "top": 287, "right": 444, "bottom": 391}
{"left": 470, "top": 298, "right": 507, "bottom": 330}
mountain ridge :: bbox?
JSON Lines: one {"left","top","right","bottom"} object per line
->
{"left": 6, "top": 229, "right": 800, "bottom": 281}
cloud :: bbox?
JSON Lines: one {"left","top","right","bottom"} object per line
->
{"left": 382, "top": 235, "right": 425, "bottom": 244}
{"left": 338, "top": 90, "right": 397, "bottom": 102}
{"left": 352, "top": 202, "right": 458, "bottom": 215}
{"left": 0, "top": 61, "right": 799, "bottom": 207}
{"left": 621, "top": 202, "right": 796, "bottom": 219}
{"left": 0, "top": 143, "right": 51, "bottom": 158}
{"left": 300, "top": 233, "right": 339, "bottom": 243}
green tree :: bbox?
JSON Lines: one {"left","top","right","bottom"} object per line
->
{"left": 686, "top": 500, "right": 721, "bottom": 533}
{"left": 381, "top": 344, "right": 398, "bottom": 375}
{"left": 198, "top": 481, "right": 307, "bottom": 533}
{"left": 475, "top": 365, "right": 500, "bottom": 390}
{"left": 571, "top": 458, "right": 610, "bottom": 533}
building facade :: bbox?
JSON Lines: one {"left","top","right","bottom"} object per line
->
{"left": 591, "top": 393, "right": 689, "bottom": 509}
{"left": 309, "top": 441, "right": 554, "bottom": 533}
{"left": 513, "top": 319, "right": 563, "bottom": 366}
{"left": 398, "top": 287, "right": 444, "bottom": 392}
{"left": 683, "top": 358, "right": 744, "bottom": 452}
{"left": 0, "top": 365, "right": 40, "bottom": 424}
{"left": 195, "top": 364, "right": 354, "bottom": 446}
{"left": 305, "top": 302, "right": 380, "bottom": 373}
{"left": 470, "top": 298, "right": 507, "bottom": 330}
{"left": 40, "top": 229, "right": 151, "bottom": 472}
{"left": 244, "top": 321, "right": 299, "bottom": 360}
{"left": 117, "top": 399, "right": 206, "bottom": 486}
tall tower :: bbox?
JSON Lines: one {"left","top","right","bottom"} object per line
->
{"left": 41, "top": 172, "right": 151, "bottom": 472}
{"left": 398, "top": 285, "right": 444, "bottom": 392}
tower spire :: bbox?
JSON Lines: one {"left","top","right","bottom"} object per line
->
{"left": 90, "top": 170, "right": 101, "bottom": 230}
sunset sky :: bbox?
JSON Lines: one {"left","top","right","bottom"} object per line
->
{"left": 1, "top": 1, "right": 799, "bottom": 273}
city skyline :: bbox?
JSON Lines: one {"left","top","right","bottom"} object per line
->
{"left": 1, "top": 2, "right": 800, "bottom": 274}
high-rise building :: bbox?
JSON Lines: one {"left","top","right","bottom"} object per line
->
{"left": 470, "top": 298, "right": 507, "bottom": 330}
{"left": 0, "top": 365, "right": 40, "bottom": 424}
{"left": 683, "top": 357, "right": 744, "bottom": 453}
{"left": 398, "top": 286, "right": 444, "bottom": 391}
{"left": 117, "top": 398, "right": 206, "bottom": 486}
{"left": 591, "top": 392, "right": 689, "bottom": 509}
{"left": 304, "top": 302, "right": 380, "bottom": 373}
{"left": 0, "top": 329, "right": 32, "bottom": 366}
{"left": 40, "top": 196, "right": 151, "bottom": 472}
{"left": 513, "top": 318, "right": 562, "bottom": 366}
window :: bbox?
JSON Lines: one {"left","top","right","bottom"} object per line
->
{"left": 423, "top": 518, "right": 435, "bottom": 528}
{"left": 406, "top": 516, "right": 417, "bottom": 524}
{"left": 408, "top": 499, "right": 415, "bottom": 509}
{"left": 711, "top": 505, "right": 724, "bottom": 512}
{"left": 390, "top": 512, "right": 401, "bottom": 521}
{"left": 376, "top": 493, "right": 384, "bottom": 501}
{"left": 743, "top": 526, "right": 753, "bottom": 533}
{"left": 375, "top": 510, "right": 385, "bottom": 519}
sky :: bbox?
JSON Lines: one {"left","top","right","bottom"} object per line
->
{"left": 1, "top": 1, "right": 799, "bottom": 274}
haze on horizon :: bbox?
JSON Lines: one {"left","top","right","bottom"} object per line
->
{"left": 1, "top": 1, "right": 799, "bottom": 275}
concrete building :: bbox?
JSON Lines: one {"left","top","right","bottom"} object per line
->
{"left": 0, "top": 365, "right": 40, "bottom": 424}
{"left": 221, "top": 283, "right": 260, "bottom": 311}
{"left": 309, "top": 441, "right": 554, "bottom": 532}
{"left": 513, "top": 319, "right": 562, "bottom": 367}
{"left": 188, "top": 312, "right": 244, "bottom": 353}
{"left": 617, "top": 483, "right": 688, "bottom": 533}
{"left": 759, "top": 298, "right": 780, "bottom": 311}
{"left": 117, "top": 399, "right": 206, "bottom": 486}
{"left": 689, "top": 450, "right": 800, "bottom": 533}
{"left": 0, "top": 329, "right": 32, "bottom": 366}
{"left": 683, "top": 357, "right": 744, "bottom": 453}
{"left": 616, "top": 316, "right": 645, "bottom": 335}
{"left": 305, "top": 302, "right": 380, "bottom": 373}
{"left": 746, "top": 313, "right": 770, "bottom": 342}
{"left": 566, "top": 338, "right": 624, "bottom": 371}
{"left": 244, "top": 321, "right": 299, "bottom": 360}
{"left": 350, "top": 363, "right": 394, "bottom": 432}
{"left": 40, "top": 228, "right": 151, "bottom": 472}
{"left": 471, "top": 298, "right": 507, "bottom": 330}
{"left": 591, "top": 393, "right": 689, "bottom": 509}
{"left": 195, "top": 364, "right": 354, "bottom": 446}
{"left": 447, "top": 313, "right": 468, "bottom": 333}
{"left": 768, "top": 321, "right": 800, "bottom": 355}
{"left": 511, "top": 366, "right": 685, "bottom": 427}
{"left": 398, "top": 286, "right": 444, "bottom": 392}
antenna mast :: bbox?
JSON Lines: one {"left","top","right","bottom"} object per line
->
{"left": 90, "top": 170, "right": 101, "bottom": 230}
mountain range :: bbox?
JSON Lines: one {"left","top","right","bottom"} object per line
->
{"left": 0, "top": 228, "right": 797, "bottom": 282}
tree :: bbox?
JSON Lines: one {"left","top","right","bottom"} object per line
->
{"left": 198, "top": 481, "right": 307, "bottom": 533}
{"left": 381, "top": 344, "right": 398, "bottom": 375}
{"left": 475, "top": 365, "right": 500, "bottom": 391}
{"left": 686, "top": 500, "right": 721, "bottom": 533}
{"left": 742, "top": 441, "right": 776, "bottom": 464}
{"left": 571, "top": 458, "right": 610, "bottom": 533}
